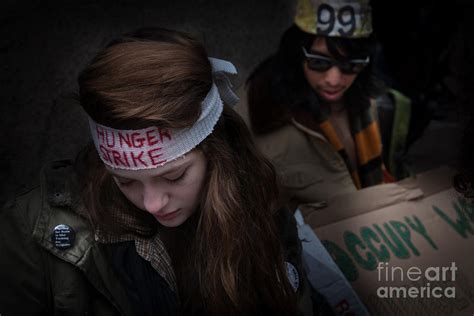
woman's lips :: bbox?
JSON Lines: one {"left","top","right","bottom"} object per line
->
{"left": 320, "top": 89, "right": 344, "bottom": 101}
{"left": 155, "top": 209, "right": 180, "bottom": 221}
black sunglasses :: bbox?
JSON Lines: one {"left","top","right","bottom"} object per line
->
{"left": 302, "top": 47, "right": 370, "bottom": 74}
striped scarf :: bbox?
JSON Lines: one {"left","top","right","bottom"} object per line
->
{"left": 294, "top": 104, "right": 393, "bottom": 189}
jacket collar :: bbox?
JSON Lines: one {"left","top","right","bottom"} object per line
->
{"left": 291, "top": 109, "right": 328, "bottom": 143}
{"left": 291, "top": 117, "right": 328, "bottom": 143}
{"left": 32, "top": 159, "right": 134, "bottom": 316}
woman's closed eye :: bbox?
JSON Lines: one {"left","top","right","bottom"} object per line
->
{"left": 164, "top": 168, "right": 188, "bottom": 183}
{"left": 116, "top": 178, "right": 135, "bottom": 187}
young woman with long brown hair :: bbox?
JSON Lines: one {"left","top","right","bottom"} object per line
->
{"left": 0, "top": 28, "right": 312, "bottom": 315}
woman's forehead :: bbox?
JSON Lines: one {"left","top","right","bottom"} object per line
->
{"left": 311, "top": 36, "right": 347, "bottom": 58}
{"left": 311, "top": 37, "right": 329, "bottom": 53}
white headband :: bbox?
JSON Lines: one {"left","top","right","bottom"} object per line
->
{"left": 88, "top": 57, "right": 238, "bottom": 170}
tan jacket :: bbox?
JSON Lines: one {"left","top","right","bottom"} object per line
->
{"left": 236, "top": 87, "right": 357, "bottom": 211}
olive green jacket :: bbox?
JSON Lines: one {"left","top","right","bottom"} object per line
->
{"left": 0, "top": 160, "right": 135, "bottom": 315}
{"left": 0, "top": 160, "right": 314, "bottom": 315}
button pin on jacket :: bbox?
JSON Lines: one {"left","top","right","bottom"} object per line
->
{"left": 285, "top": 262, "right": 300, "bottom": 292}
{"left": 51, "top": 224, "right": 75, "bottom": 250}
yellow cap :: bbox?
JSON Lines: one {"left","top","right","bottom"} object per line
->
{"left": 294, "top": 0, "right": 372, "bottom": 38}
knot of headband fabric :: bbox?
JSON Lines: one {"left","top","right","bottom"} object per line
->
{"left": 88, "top": 57, "right": 239, "bottom": 170}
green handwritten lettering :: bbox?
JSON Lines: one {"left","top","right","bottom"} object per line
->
{"left": 344, "top": 231, "right": 377, "bottom": 270}
{"left": 459, "top": 197, "right": 474, "bottom": 221}
{"left": 405, "top": 215, "right": 438, "bottom": 250}
{"left": 361, "top": 226, "right": 390, "bottom": 262}
{"left": 321, "top": 240, "right": 358, "bottom": 282}
{"left": 374, "top": 223, "right": 410, "bottom": 259}
{"left": 390, "top": 220, "right": 420, "bottom": 256}
{"left": 433, "top": 204, "right": 474, "bottom": 238}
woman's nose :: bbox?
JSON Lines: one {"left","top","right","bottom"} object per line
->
{"left": 324, "top": 66, "right": 343, "bottom": 86}
{"left": 142, "top": 186, "right": 169, "bottom": 215}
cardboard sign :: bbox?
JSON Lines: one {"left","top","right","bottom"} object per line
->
{"left": 300, "top": 167, "right": 474, "bottom": 315}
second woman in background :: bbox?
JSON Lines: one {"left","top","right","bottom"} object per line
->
{"left": 237, "top": 0, "right": 399, "bottom": 211}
